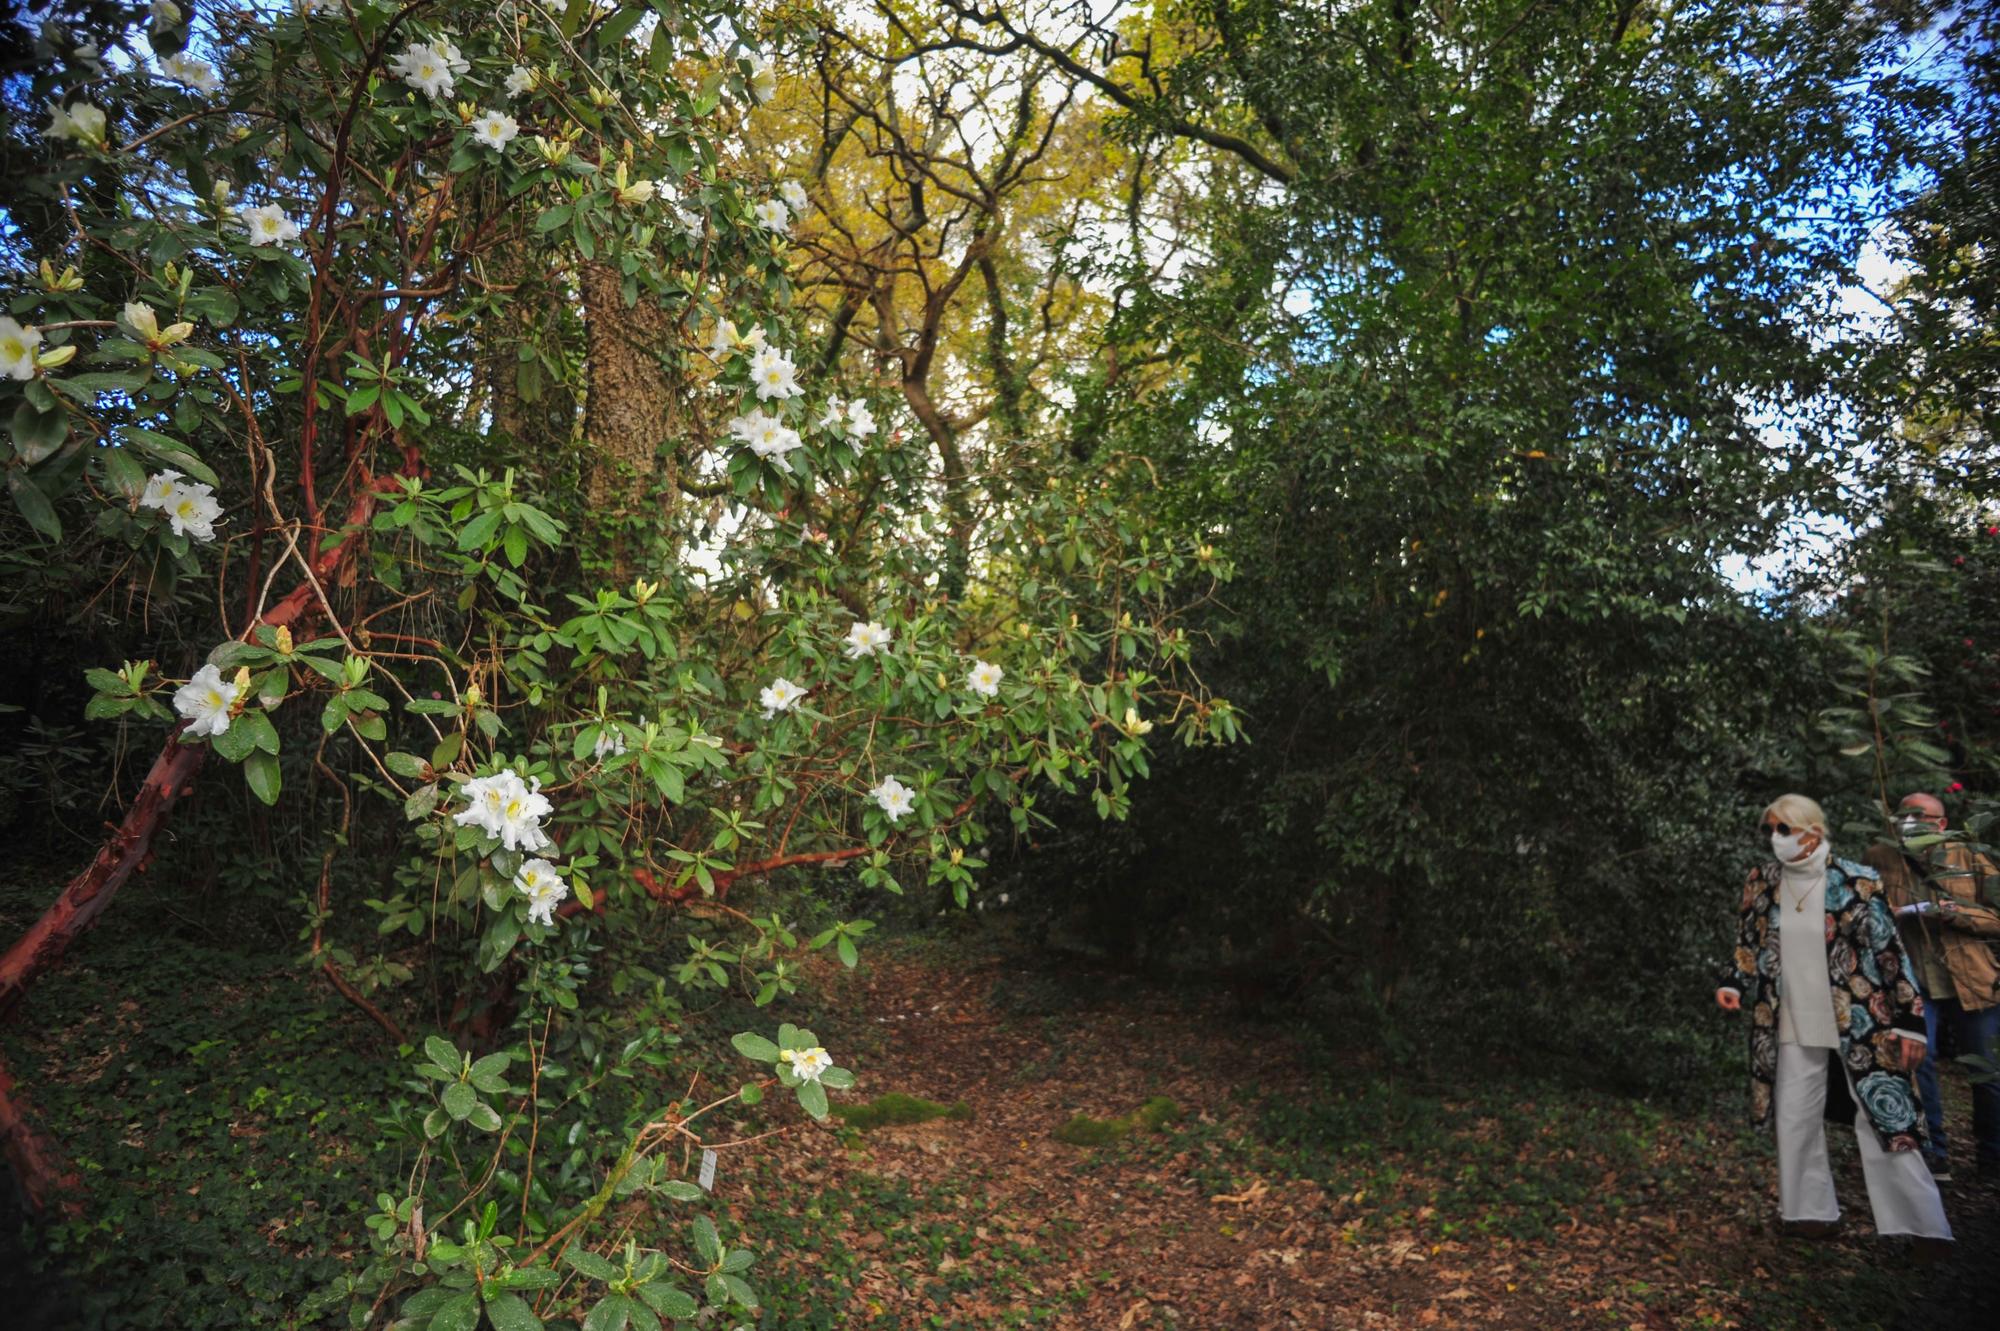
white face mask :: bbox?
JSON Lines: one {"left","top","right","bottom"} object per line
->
{"left": 1900, "top": 818, "right": 1928, "bottom": 838}
{"left": 1772, "top": 831, "right": 1810, "bottom": 863}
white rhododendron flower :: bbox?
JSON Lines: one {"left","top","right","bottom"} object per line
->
{"left": 709, "top": 318, "right": 765, "bottom": 358}
{"left": 0, "top": 318, "right": 39, "bottom": 381}
{"left": 140, "top": 469, "right": 184, "bottom": 510}
{"left": 160, "top": 51, "right": 221, "bottom": 95}
{"left": 869, "top": 776, "right": 915, "bottom": 822}
{"left": 615, "top": 177, "right": 657, "bottom": 206}
{"left": 1122, "top": 707, "right": 1154, "bottom": 737}
{"left": 846, "top": 400, "right": 877, "bottom": 439}
{"left": 471, "top": 110, "right": 518, "bottom": 152}
{"left": 818, "top": 399, "right": 846, "bottom": 431}
{"left": 123, "top": 302, "right": 161, "bottom": 341}
{"left": 746, "top": 54, "right": 777, "bottom": 104}
{"left": 504, "top": 64, "right": 534, "bottom": 97}
{"left": 514, "top": 858, "right": 570, "bottom": 927}
{"left": 748, "top": 344, "right": 802, "bottom": 401}
{"left": 730, "top": 409, "right": 803, "bottom": 470}
{"left": 759, "top": 677, "right": 806, "bottom": 718}
{"left": 123, "top": 301, "right": 193, "bottom": 348}
{"left": 46, "top": 101, "right": 107, "bottom": 147}
{"left": 967, "top": 660, "right": 1004, "bottom": 698}
{"left": 781, "top": 1046, "right": 833, "bottom": 1081}
{"left": 454, "top": 769, "right": 555, "bottom": 852}
{"left": 843, "top": 621, "right": 891, "bottom": 659}
{"left": 165, "top": 482, "right": 223, "bottom": 541}
{"left": 593, "top": 727, "right": 627, "bottom": 760}
{"left": 667, "top": 198, "right": 703, "bottom": 238}
{"left": 779, "top": 180, "right": 809, "bottom": 215}
{"left": 754, "top": 198, "right": 791, "bottom": 232}
{"left": 174, "top": 663, "right": 240, "bottom": 738}
{"left": 389, "top": 40, "right": 462, "bottom": 99}
{"left": 240, "top": 203, "right": 301, "bottom": 247}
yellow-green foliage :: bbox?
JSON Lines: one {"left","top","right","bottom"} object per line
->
{"left": 1053, "top": 1095, "right": 1181, "bottom": 1146}
{"left": 832, "top": 1092, "right": 973, "bottom": 1132}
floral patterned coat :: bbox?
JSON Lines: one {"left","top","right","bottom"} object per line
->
{"left": 1718, "top": 856, "right": 1929, "bottom": 1153}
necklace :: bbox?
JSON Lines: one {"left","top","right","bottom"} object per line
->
{"left": 1783, "top": 876, "right": 1816, "bottom": 913}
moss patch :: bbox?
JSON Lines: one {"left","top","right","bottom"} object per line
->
{"left": 1053, "top": 1095, "right": 1182, "bottom": 1146}
{"left": 832, "top": 1091, "right": 973, "bottom": 1132}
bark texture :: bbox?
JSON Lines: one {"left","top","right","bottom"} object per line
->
{"left": 581, "top": 263, "right": 681, "bottom": 519}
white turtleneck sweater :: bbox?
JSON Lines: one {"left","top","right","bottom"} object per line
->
{"left": 1777, "top": 841, "right": 1841, "bottom": 1048}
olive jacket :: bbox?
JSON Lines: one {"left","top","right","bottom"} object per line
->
{"left": 1862, "top": 840, "right": 2000, "bottom": 1012}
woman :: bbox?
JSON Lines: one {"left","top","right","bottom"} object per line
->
{"left": 1715, "top": 794, "right": 1951, "bottom": 1244}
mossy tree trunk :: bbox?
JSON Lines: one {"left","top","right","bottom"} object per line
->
{"left": 581, "top": 263, "right": 682, "bottom": 565}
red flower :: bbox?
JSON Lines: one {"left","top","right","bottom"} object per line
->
{"left": 1948, "top": 782, "right": 1965, "bottom": 793}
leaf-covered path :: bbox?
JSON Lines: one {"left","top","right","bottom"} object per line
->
{"left": 716, "top": 945, "right": 1999, "bottom": 1330}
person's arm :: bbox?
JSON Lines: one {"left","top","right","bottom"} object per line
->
{"left": 1930, "top": 847, "right": 2000, "bottom": 936}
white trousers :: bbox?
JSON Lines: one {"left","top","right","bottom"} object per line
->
{"left": 1774, "top": 1041, "right": 1951, "bottom": 1239}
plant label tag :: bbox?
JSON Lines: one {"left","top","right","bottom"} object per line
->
{"left": 699, "top": 1148, "right": 718, "bottom": 1192}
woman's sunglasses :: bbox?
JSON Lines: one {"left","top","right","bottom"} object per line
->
{"left": 1758, "top": 822, "right": 1796, "bottom": 839}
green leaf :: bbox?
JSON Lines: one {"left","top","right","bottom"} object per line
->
{"left": 469, "top": 1051, "right": 511, "bottom": 1084}
{"left": 657, "top": 1179, "right": 703, "bottom": 1202}
{"left": 441, "top": 1081, "right": 478, "bottom": 1121}
{"left": 125, "top": 427, "right": 219, "bottom": 485}
{"left": 580, "top": 1295, "right": 631, "bottom": 1331}
{"left": 405, "top": 782, "right": 441, "bottom": 821}
{"left": 212, "top": 717, "right": 256, "bottom": 763}
{"left": 7, "top": 470, "right": 60, "bottom": 540}
{"left": 690, "top": 1215, "right": 723, "bottom": 1266}
{"left": 466, "top": 1100, "right": 503, "bottom": 1132}
{"left": 720, "top": 1274, "right": 758, "bottom": 1309}
{"left": 103, "top": 445, "right": 148, "bottom": 500}
{"left": 244, "top": 750, "right": 281, "bottom": 806}
{"left": 564, "top": 1247, "right": 621, "bottom": 1282}
{"left": 730, "top": 1032, "right": 779, "bottom": 1062}
{"left": 483, "top": 1292, "right": 544, "bottom": 1331}
{"left": 738, "top": 1082, "right": 763, "bottom": 1105}
{"left": 634, "top": 1283, "right": 698, "bottom": 1320}
{"left": 796, "top": 1079, "right": 829, "bottom": 1121}
{"left": 428, "top": 1291, "right": 481, "bottom": 1331}
{"left": 819, "top": 1067, "right": 855, "bottom": 1090}
{"left": 386, "top": 751, "right": 428, "bottom": 778}
{"left": 424, "top": 1035, "right": 461, "bottom": 1069}
{"left": 10, "top": 400, "right": 69, "bottom": 463}
{"left": 239, "top": 708, "right": 281, "bottom": 755}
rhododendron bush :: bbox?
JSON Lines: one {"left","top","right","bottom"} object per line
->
{"left": 0, "top": 1, "right": 1233, "bottom": 1323}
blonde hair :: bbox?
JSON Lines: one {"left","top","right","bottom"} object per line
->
{"left": 1761, "top": 793, "right": 1826, "bottom": 831}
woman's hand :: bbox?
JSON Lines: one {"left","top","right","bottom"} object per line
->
{"left": 1715, "top": 988, "right": 1741, "bottom": 1012}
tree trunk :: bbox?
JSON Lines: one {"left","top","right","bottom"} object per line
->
{"left": 486, "top": 235, "right": 577, "bottom": 452}
{"left": 581, "top": 264, "right": 681, "bottom": 531}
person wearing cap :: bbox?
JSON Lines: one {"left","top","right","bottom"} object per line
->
{"left": 1715, "top": 793, "right": 1950, "bottom": 1246}
{"left": 1864, "top": 792, "right": 2000, "bottom": 1181}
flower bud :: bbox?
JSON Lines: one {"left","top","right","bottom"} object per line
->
{"left": 275, "top": 625, "right": 294, "bottom": 655}
{"left": 39, "top": 260, "right": 84, "bottom": 293}
{"left": 36, "top": 344, "right": 77, "bottom": 369}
